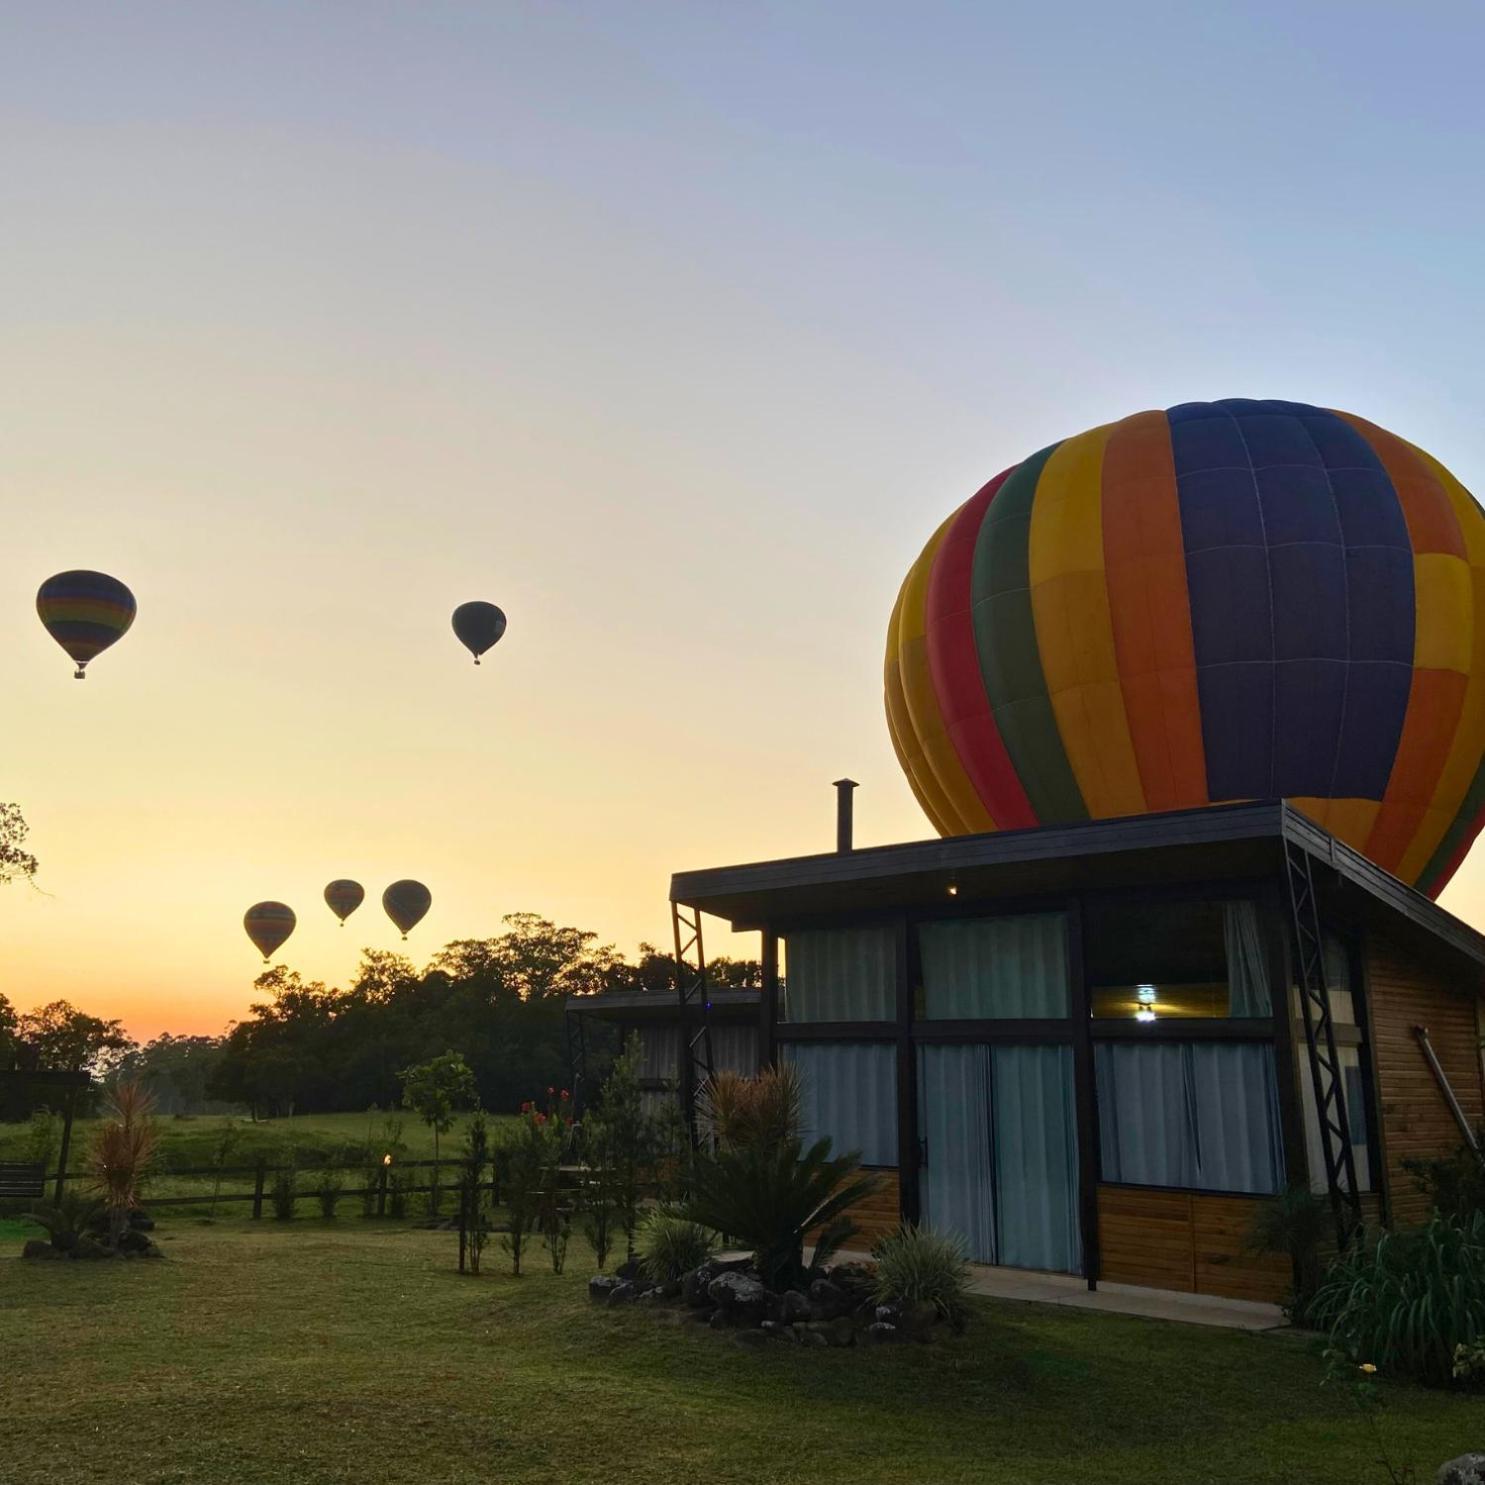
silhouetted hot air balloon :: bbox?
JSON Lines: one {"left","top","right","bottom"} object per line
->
{"left": 36, "top": 570, "right": 137, "bottom": 680}
{"left": 244, "top": 902, "right": 296, "bottom": 962}
{"left": 324, "top": 880, "right": 364, "bottom": 926}
{"left": 886, "top": 398, "right": 1485, "bottom": 898}
{"left": 382, "top": 880, "right": 431, "bottom": 939}
{"left": 452, "top": 601, "right": 506, "bottom": 665}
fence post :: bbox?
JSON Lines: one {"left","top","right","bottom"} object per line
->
{"left": 458, "top": 1170, "right": 468, "bottom": 1274}
{"left": 377, "top": 1160, "right": 388, "bottom": 1217}
{"left": 252, "top": 1159, "right": 267, "bottom": 1220}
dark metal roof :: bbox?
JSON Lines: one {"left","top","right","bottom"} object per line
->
{"left": 669, "top": 800, "right": 1485, "bottom": 977}
{"left": 564, "top": 987, "right": 760, "bottom": 1021}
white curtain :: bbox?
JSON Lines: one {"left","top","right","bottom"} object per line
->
{"left": 918, "top": 1044, "right": 995, "bottom": 1262}
{"left": 919, "top": 914, "right": 1070, "bottom": 1018}
{"left": 992, "top": 1045, "right": 1081, "bottom": 1272}
{"left": 784, "top": 927, "right": 895, "bottom": 1021}
{"left": 1223, "top": 901, "right": 1272, "bottom": 1017}
{"left": 785, "top": 1042, "right": 898, "bottom": 1165}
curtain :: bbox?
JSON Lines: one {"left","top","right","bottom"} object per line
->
{"left": 1096, "top": 1041, "right": 1284, "bottom": 1194}
{"left": 919, "top": 914, "right": 1070, "bottom": 1018}
{"left": 991, "top": 1045, "right": 1081, "bottom": 1272}
{"left": 1223, "top": 901, "right": 1272, "bottom": 1017}
{"left": 710, "top": 1023, "right": 759, "bottom": 1077}
{"left": 638, "top": 1025, "right": 679, "bottom": 1081}
{"left": 918, "top": 1044, "right": 995, "bottom": 1263}
{"left": 785, "top": 1042, "right": 898, "bottom": 1165}
{"left": 784, "top": 927, "right": 895, "bottom": 1021}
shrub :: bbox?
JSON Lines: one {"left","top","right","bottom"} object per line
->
{"left": 637, "top": 1208, "right": 715, "bottom": 1283}
{"left": 89, "top": 1082, "right": 159, "bottom": 1250}
{"left": 871, "top": 1225, "right": 973, "bottom": 1331}
{"left": 1309, "top": 1211, "right": 1485, "bottom": 1388}
{"left": 1247, "top": 1185, "right": 1332, "bottom": 1324}
{"left": 270, "top": 1165, "right": 297, "bottom": 1221}
{"left": 317, "top": 1167, "right": 343, "bottom": 1220}
{"left": 592, "top": 1036, "right": 676, "bottom": 1260}
{"left": 22, "top": 1193, "right": 104, "bottom": 1256}
{"left": 684, "top": 1136, "right": 881, "bottom": 1291}
{"left": 388, "top": 1171, "right": 409, "bottom": 1220}
{"left": 499, "top": 1100, "right": 566, "bottom": 1276}
{"left": 1404, "top": 1131, "right": 1485, "bottom": 1223}
{"left": 699, "top": 1065, "right": 802, "bottom": 1152}
{"left": 576, "top": 1114, "right": 621, "bottom": 1271}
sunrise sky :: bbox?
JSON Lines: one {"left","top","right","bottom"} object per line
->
{"left": 4, "top": 2, "right": 1484, "bottom": 1041}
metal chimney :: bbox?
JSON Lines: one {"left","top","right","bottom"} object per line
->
{"left": 833, "top": 778, "right": 858, "bottom": 852}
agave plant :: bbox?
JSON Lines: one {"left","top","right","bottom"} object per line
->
{"left": 684, "top": 1135, "right": 880, "bottom": 1291}
{"left": 698, "top": 1064, "right": 804, "bottom": 1152}
{"left": 89, "top": 1080, "right": 159, "bottom": 1251}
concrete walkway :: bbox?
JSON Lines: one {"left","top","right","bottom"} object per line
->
{"left": 966, "top": 1264, "right": 1288, "bottom": 1331}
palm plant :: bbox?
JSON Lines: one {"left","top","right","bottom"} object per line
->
{"left": 23, "top": 1192, "right": 103, "bottom": 1255}
{"left": 684, "top": 1135, "right": 880, "bottom": 1291}
{"left": 88, "top": 1081, "right": 159, "bottom": 1251}
{"left": 1247, "top": 1185, "right": 1333, "bottom": 1323}
{"left": 698, "top": 1065, "right": 803, "bottom": 1152}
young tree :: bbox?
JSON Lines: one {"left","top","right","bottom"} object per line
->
{"left": 400, "top": 1051, "right": 478, "bottom": 1209}
{"left": 0, "top": 803, "right": 39, "bottom": 886}
{"left": 594, "top": 1034, "right": 673, "bottom": 1261}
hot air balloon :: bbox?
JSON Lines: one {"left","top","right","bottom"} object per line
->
{"left": 382, "top": 879, "right": 431, "bottom": 939}
{"left": 244, "top": 902, "right": 296, "bottom": 962}
{"left": 324, "top": 880, "right": 364, "bottom": 926}
{"left": 452, "top": 601, "right": 507, "bottom": 665}
{"left": 36, "top": 570, "right": 137, "bottom": 680}
{"left": 887, "top": 399, "right": 1485, "bottom": 898}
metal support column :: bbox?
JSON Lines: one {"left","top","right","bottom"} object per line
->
{"left": 671, "top": 901, "right": 716, "bottom": 1146}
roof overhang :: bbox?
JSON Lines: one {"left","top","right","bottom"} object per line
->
{"left": 564, "top": 987, "right": 760, "bottom": 1020}
{"left": 669, "top": 800, "right": 1485, "bottom": 980}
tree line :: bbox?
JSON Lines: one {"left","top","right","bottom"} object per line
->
{"left": 1, "top": 911, "right": 760, "bottom": 1120}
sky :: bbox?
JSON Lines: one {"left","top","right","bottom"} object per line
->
{"left": 3, "top": 1, "right": 1483, "bottom": 1041}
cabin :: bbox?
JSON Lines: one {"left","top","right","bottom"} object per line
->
{"left": 635, "top": 799, "right": 1485, "bottom": 1304}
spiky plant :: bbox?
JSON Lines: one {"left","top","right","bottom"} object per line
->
{"left": 684, "top": 1135, "right": 880, "bottom": 1291}
{"left": 88, "top": 1081, "right": 159, "bottom": 1251}
{"left": 1247, "top": 1185, "right": 1334, "bottom": 1323}
{"left": 23, "top": 1192, "right": 104, "bottom": 1255}
{"left": 636, "top": 1207, "right": 716, "bottom": 1283}
{"left": 871, "top": 1225, "right": 974, "bottom": 1331}
{"left": 698, "top": 1064, "right": 803, "bottom": 1152}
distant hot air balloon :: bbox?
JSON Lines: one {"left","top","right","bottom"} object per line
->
{"left": 36, "top": 570, "right": 137, "bottom": 680}
{"left": 382, "top": 880, "right": 431, "bottom": 939}
{"left": 324, "top": 880, "right": 364, "bottom": 926}
{"left": 244, "top": 902, "right": 296, "bottom": 962}
{"left": 886, "top": 398, "right": 1485, "bottom": 898}
{"left": 452, "top": 601, "right": 507, "bottom": 665}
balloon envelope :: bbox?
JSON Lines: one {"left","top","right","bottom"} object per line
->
{"left": 382, "top": 879, "right": 431, "bottom": 939}
{"left": 324, "top": 880, "right": 364, "bottom": 925}
{"left": 36, "top": 570, "right": 137, "bottom": 679}
{"left": 244, "top": 902, "right": 296, "bottom": 961}
{"left": 452, "top": 601, "right": 507, "bottom": 664}
{"left": 886, "top": 398, "right": 1485, "bottom": 899}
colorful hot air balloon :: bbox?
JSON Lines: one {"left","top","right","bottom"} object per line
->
{"left": 887, "top": 399, "right": 1485, "bottom": 899}
{"left": 382, "top": 879, "right": 431, "bottom": 939}
{"left": 244, "top": 902, "right": 296, "bottom": 962}
{"left": 324, "top": 880, "right": 365, "bottom": 926}
{"left": 36, "top": 570, "right": 137, "bottom": 679}
{"left": 452, "top": 601, "right": 507, "bottom": 665}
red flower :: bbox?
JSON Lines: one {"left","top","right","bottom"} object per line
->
{"left": 559, "top": 1089, "right": 570, "bottom": 1100}
{"left": 520, "top": 1101, "right": 532, "bottom": 1113}
{"left": 535, "top": 1112, "right": 547, "bottom": 1125}
{"left": 546, "top": 1085, "right": 555, "bottom": 1095}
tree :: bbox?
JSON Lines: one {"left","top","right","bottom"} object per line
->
{"left": 14, "top": 1001, "right": 134, "bottom": 1075}
{"left": 0, "top": 803, "right": 39, "bottom": 886}
{"left": 399, "top": 1050, "right": 478, "bottom": 1185}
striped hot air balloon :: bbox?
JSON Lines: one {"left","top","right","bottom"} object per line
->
{"left": 382, "top": 880, "right": 431, "bottom": 939}
{"left": 244, "top": 902, "right": 296, "bottom": 962}
{"left": 36, "top": 570, "right": 137, "bottom": 679}
{"left": 324, "top": 879, "right": 365, "bottom": 926}
{"left": 886, "top": 399, "right": 1485, "bottom": 898}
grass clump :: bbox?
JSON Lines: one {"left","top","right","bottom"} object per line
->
{"left": 636, "top": 1207, "right": 715, "bottom": 1283}
{"left": 871, "top": 1225, "right": 973, "bottom": 1331}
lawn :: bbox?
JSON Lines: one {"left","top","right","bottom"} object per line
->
{"left": 2, "top": 1220, "right": 1479, "bottom": 1485}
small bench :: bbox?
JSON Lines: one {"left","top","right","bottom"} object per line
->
{"left": 0, "top": 1162, "right": 46, "bottom": 1201}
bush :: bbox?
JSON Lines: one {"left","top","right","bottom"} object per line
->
{"left": 637, "top": 1208, "right": 715, "bottom": 1283}
{"left": 318, "top": 1168, "right": 343, "bottom": 1219}
{"left": 699, "top": 1065, "right": 802, "bottom": 1152}
{"left": 1309, "top": 1211, "right": 1485, "bottom": 1388}
{"left": 388, "top": 1172, "right": 409, "bottom": 1220}
{"left": 872, "top": 1225, "right": 973, "bottom": 1331}
{"left": 684, "top": 1136, "right": 880, "bottom": 1291}
{"left": 1247, "top": 1185, "right": 1332, "bottom": 1324}
{"left": 1404, "top": 1131, "right": 1485, "bottom": 1223}
{"left": 270, "top": 1166, "right": 297, "bottom": 1221}
{"left": 22, "top": 1193, "right": 104, "bottom": 1256}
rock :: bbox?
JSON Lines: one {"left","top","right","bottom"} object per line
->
{"left": 1438, "top": 1456, "right": 1485, "bottom": 1485}
{"left": 118, "top": 1229, "right": 153, "bottom": 1255}
{"left": 805, "top": 1315, "right": 857, "bottom": 1348}
{"left": 615, "top": 1257, "right": 643, "bottom": 1281}
{"left": 21, "top": 1240, "right": 59, "bottom": 1260}
{"left": 867, "top": 1322, "right": 901, "bottom": 1343}
{"left": 874, "top": 1302, "right": 904, "bottom": 1326}
{"left": 607, "top": 1281, "right": 643, "bottom": 1305}
{"left": 733, "top": 1327, "right": 770, "bottom": 1347}
{"left": 129, "top": 1212, "right": 156, "bottom": 1232}
{"left": 686, "top": 1307, "right": 717, "bottom": 1325}
{"left": 73, "top": 1235, "right": 111, "bottom": 1260}
{"left": 901, "top": 1301, "right": 940, "bottom": 1339}
{"left": 828, "top": 1261, "right": 876, "bottom": 1297}
{"left": 779, "top": 1289, "right": 813, "bottom": 1326}
{"left": 708, "top": 1308, "right": 731, "bottom": 1330}
{"left": 589, "top": 1275, "right": 625, "bottom": 1303}
{"left": 759, "top": 1321, "right": 789, "bottom": 1339}
{"left": 809, "top": 1277, "right": 851, "bottom": 1319}
{"left": 708, "top": 1272, "right": 771, "bottom": 1324}
{"left": 656, "top": 1279, "right": 682, "bottom": 1300}
{"left": 797, "top": 1329, "right": 830, "bottom": 1347}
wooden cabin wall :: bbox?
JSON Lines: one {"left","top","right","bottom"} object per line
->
{"left": 1366, "top": 924, "right": 1485, "bottom": 1228}
{"left": 815, "top": 1169, "right": 901, "bottom": 1251}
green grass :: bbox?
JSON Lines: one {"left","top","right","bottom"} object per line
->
{"left": 2, "top": 1219, "right": 1479, "bottom": 1485}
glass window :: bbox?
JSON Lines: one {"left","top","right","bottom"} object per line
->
{"left": 1299, "top": 1046, "right": 1374, "bottom": 1193}
{"left": 782, "top": 926, "right": 895, "bottom": 1022}
{"left": 1095, "top": 1041, "right": 1285, "bottom": 1194}
{"left": 1289, "top": 931, "right": 1356, "bottom": 1026}
{"left": 918, "top": 913, "right": 1069, "bottom": 1018}
{"left": 785, "top": 1042, "right": 897, "bottom": 1165}
{"left": 1086, "top": 898, "right": 1272, "bottom": 1020}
